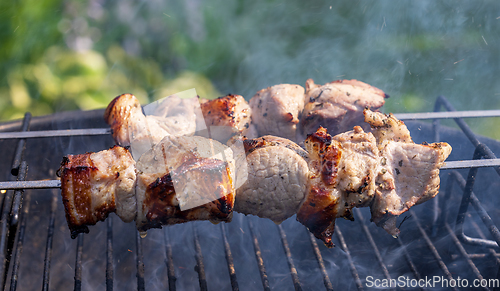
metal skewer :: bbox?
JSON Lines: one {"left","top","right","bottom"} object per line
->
{"left": 0, "top": 110, "right": 499, "bottom": 140}
{"left": 0, "top": 157, "right": 498, "bottom": 190}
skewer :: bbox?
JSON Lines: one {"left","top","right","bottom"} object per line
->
{"left": 0, "top": 157, "right": 498, "bottom": 190}
{"left": 1, "top": 110, "right": 499, "bottom": 140}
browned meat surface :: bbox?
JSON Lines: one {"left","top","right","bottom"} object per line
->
{"left": 200, "top": 94, "right": 257, "bottom": 143}
{"left": 104, "top": 93, "right": 143, "bottom": 147}
{"left": 234, "top": 136, "right": 309, "bottom": 223}
{"left": 59, "top": 145, "right": 136, "bottom": 238}
{"left": 61, "top": 91, "right": 453, "bottom": 246}
{"left": 59, "top": 135, "right": 236, "bottom": 236}
{"left": 364, "top": 109, "right": 452, "bottom": 236}
{"left": 104, "top": 93, "right": 199, "bottom": 159}
{"left": 297, "top": 127, "right": 343, "bottom": 248}
{"left": 135, "top": 135, "right": 236, "bottom": 231}
{"left": 249, "top": 84, "right": 305, "bottom": 142}
{"left": 299, "top": 79, "right": 388, "bottom": 141}
{"left": 138, "top": 156, "right": 234, "bottom": 231}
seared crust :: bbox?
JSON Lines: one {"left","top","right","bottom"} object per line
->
{"left": 201, "top": 94, "right": 256, "bottom": 142}
{"left": 299, "top": 79, "right": 388, "bottom": 140}
{"left": 140, "top": 157, "right": 234, "bottom": 231}
{"left": 297, "top": 127, "right": 342, "bottom": 247}
{"left": 59, "top": 146, "right": 135, "bottom": 238}
{"left": 135, "top": 135, "right": 236, "bottom": 231}
{"left": 104, "top": 94, "right": 143, "bottom": 147}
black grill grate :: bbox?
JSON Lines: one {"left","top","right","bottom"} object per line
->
{"left": 0, "top": 96, "right": 499, "bottom": 290}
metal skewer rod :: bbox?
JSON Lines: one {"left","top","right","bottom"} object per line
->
{"left": 393, "top": 110, "right": 500, "bottom": 120}
{"left": 0, "top": 158, "right": 500, "bottom": 190}
{"left": 0, "top": 110, "right": 499, "bottom": 140}
{"left": 0, "top": 128, "right": 110, "bottom": 139}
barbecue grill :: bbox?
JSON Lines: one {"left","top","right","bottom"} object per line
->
{"left": 0, "top": 95, "right": 499, "bottom": 290}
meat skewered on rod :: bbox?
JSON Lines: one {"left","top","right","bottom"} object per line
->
{"left": 59, "top": 96, "right": 451, "bottom": 246}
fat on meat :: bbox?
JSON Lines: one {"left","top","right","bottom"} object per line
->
{"left": 249, "top": 84, "right": 305, "bottom": 142}
{"left": 59, "top": 145, "right": 136, "bottom": 238}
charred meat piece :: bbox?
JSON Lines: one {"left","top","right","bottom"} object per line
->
{"left": 135, "top": 135, "right": 236, "bottom": 231}
{"left": 297, "top": 127, "right": 343, "bottom": 248}
{"left": 364, "top": 109, "right": 452, "bottom": 236}
{"left": 200, "top": 94, "right": 257, "bottom": 143}
{"left": 59, "top": 135, "right": 236, "bottom": 237}
{"left": 234, "top": 136, "right": 309, "bottom": 223}
{"left": 299, "top": 79, "right": 388, "bottom": 141}
{"left": 249, "top": 84, "right": 305, "bottom": 142}
{"left": 297, "top": 126, "right": 379, "bottom": 247}
{"left": 59, "top": 145, "right": 136, "bottom": 238}
{"left": 296, "top": 126, "right": 379, "bottom": 247}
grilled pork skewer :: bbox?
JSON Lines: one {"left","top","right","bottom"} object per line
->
{"left": 59, "top": 109, "right": 451, "bottom": 247}
{"left": 60, "top": 135, "right": 236, "bottom": 238}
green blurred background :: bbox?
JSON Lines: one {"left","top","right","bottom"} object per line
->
{"left": 1, "top": 1, "right": 500, "bottom": 138}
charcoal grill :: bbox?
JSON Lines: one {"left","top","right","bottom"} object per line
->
{"left": 0, "top": 96, "right": 499, "bottom": 290}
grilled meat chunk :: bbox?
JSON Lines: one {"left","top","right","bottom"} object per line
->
{"left": 364, "top": 109, "right": 452, "bottom": 236}
{"left": 200, "top": 94, "right": 257, "bottom": 143}
{"left": 234, "top": 136, "right": 309, "bottom": 223}
{"left": 299, "top": 79, "right": 388, "bottom": 141}
{"left": 297, "top": 127, "right": 343, "bottom": 247}
{"left": 249, "top": 84, "right": 305, "bottom": 142}
{"left": 59, "top": 135, "right": 235, "bottom": 236}
{"left": 135, "top": 135, "right": 235, "bottom": 231}
{"left": 104, "top": 93, "right": 199, "bottom": 159}
{"left": 59, "top": 145, "right": 136, "bottom": 238}
{"left": 297, "top": 126, "right": 379, "bottom": 247}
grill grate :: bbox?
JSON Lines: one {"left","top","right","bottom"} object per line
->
{"left": 0, "top": 96, "right": 499, "bottom": 290}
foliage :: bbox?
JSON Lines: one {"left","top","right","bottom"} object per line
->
{"left": 1, "top": 0, "right": 499, "bottom": 139}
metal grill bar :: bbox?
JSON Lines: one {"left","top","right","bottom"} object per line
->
{"left": 8, "top": 190, "right": 29, "bottom": 291}
{"left": 0, "top": 114, "right": 30, "bottom": 291}
{"left": 396, "top": 237, "right": 425, "bottom": 288}
{"left": 277, "top": 224, "right": 302, "bottom": 291}
{"left": 41, "top": 193, "right": 58, "bottom": 291}
{"left": 447, "top": 170, "right": 500, "bottom": 248}
{"left": 193, "top": 225, "right": 207, "bottom": 291}
{"left": 334, "top": 226, "right": 363, "bottom": 291}
{"left": 468, "top": 215, "right": 500, "bottom": 265}
{"left": 74, "top": 234, "right": 83, "bottom": 291}
{"left": 248, "top": 220, "right": 270, "bottom": 291}
{"left": 135, "top": 232, "right": 145, "bottom": 291}
{"left": 10, "top": 113, "right": 31, "bottom": 176}
{"left": 307, "top": 232, "right": 333, "bottom": 291}
{"left": 163, "top": 228, "right": 176, "bottom": 291}
{"left": 444, "top": 223, "right": 489, "bottom": 291}
{"left": 354, "top": 210, "right": 392, "bottom": 285}
{"left": 410, "top": 210, "right": 458, "bottom": 291}
{"left": 106, "top": 217, "right": 113, "bottom": 291}
{"left": 220, "top": 224, "right": 239, "bottom": 291}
